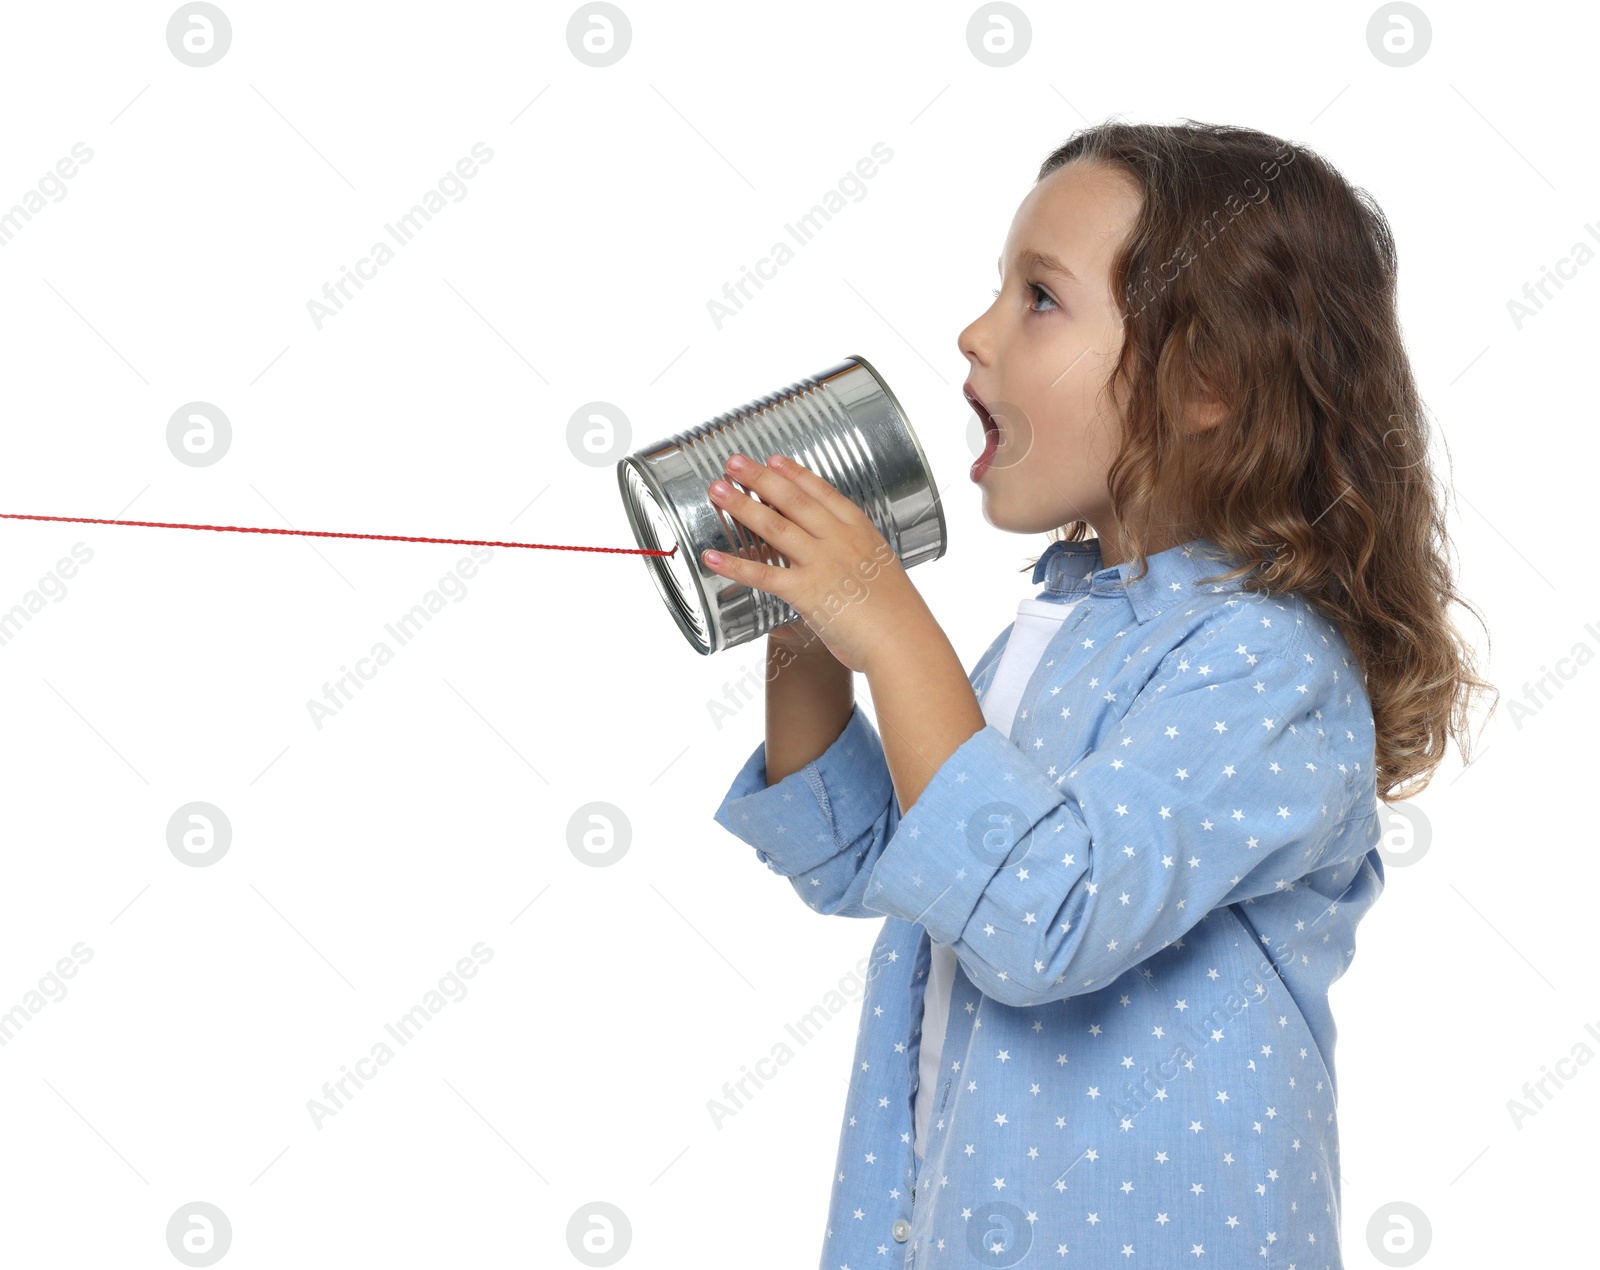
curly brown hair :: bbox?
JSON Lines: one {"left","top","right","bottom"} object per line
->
{"left": 1026, "top": 119, "right": 1496, "bottom": 802}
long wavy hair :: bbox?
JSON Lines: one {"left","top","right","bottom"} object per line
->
{"left": 1027, "top": 120, "right": 1496, "bottom": 802}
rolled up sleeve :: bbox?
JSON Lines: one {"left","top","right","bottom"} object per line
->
{"left": 712, "top": 701, "right": 901, "bottom": 918}
{"left": 860, "top": 622, "right": 1363, "bottom": 1006}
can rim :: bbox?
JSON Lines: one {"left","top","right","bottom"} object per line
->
{"left": 615, "top": 455, "right": 716, "bottom": 655}
{"left": 843, "top": 353, "right": 949, "bottom": 563}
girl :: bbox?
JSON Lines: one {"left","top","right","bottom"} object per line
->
{"left": 708, "top": 121, "right": 1493, "bottom": 1269}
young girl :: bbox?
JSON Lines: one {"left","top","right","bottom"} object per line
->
{"left": 707, "top": 121, "right": 1492, "bottom": 1268}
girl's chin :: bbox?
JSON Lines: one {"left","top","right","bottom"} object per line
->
{"left": 978, "top": 493, "right": 1077, "bottom": 537}
{"left": 975, "top": 493, "right": 1034, "bottom": 535}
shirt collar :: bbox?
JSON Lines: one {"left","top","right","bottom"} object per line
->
{"left": 1030, "top": 535, "right": 1259, "bottom": 624}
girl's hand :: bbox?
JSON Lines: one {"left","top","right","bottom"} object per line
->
{"left": 708, "top": 535, "right": 831, "bottom": 658}
{"left": 701, "top": 452, "right": 929, "bottom": 675}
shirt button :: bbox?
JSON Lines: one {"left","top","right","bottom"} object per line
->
{"left": 892, "top": 1218, "right": 911, "bottom": 1242}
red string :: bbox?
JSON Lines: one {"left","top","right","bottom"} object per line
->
{"left": 0, "top": 512, "right": 678, "bottom": 557}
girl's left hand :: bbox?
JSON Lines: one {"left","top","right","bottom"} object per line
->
{"left": 700, "top": 452, "right": 930, "bottom": 675}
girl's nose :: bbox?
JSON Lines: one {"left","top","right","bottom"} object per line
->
{"left": 958, "top": 312, "right": 992, "bottom": 368}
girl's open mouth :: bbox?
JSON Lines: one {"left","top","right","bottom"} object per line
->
{"left": 965, "top": 382, "right": 1001, "bottom": 482}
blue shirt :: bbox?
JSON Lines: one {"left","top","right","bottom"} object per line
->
{"left": 713, "top": 535, "right": 1384, "bottom": 1268}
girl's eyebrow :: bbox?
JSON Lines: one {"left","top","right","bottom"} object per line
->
{"left": 997, "top": 249, "right": 1080, "bottom": 284}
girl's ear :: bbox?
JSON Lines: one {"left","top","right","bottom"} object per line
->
{"left": 1181, "top": 391, "right": 1228, "bottom": 436}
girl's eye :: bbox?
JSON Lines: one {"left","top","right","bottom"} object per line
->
{"left": 992, "top": 284, "right": 1057, "bottom": 312}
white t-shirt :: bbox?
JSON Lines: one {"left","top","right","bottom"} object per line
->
{"left": 912, "top": 594, "right": 1083, "bottom": 1162}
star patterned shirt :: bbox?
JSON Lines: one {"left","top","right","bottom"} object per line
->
{"left": 915, "top": 591, "right": 1083, "bottom": 1164}
{"left": 713, "top": 535, "right": 1385, "bottom": 1269}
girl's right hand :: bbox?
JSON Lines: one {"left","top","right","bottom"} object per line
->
{"left": 712, "top": 524, "right": 837, "bottom": 660}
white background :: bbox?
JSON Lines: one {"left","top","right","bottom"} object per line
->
{"left": 0, "top": 1, "right": 1592, "bottom": 1266}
